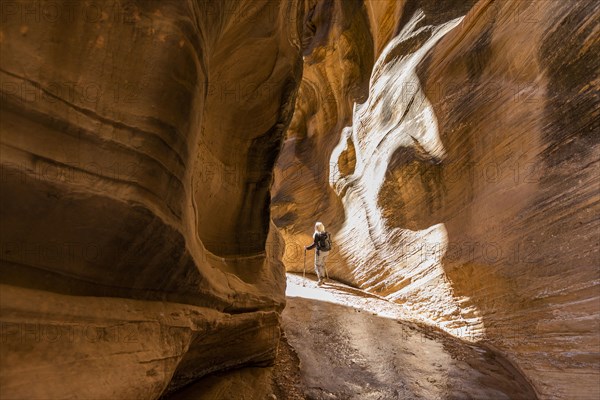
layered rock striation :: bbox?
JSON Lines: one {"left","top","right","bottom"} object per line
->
{"left": 272, "top": 0, "right": 600, "bottom": 398}
{"left": 1, "top": 0, "right": 305, "bottom": 398}
{"left": 1, "top": 0, "right": 598, "bottom": 398}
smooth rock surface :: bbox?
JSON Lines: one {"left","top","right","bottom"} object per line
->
{"left": 284, "top": 274, "right": 538, "bottom": 400}
{"left": 159, "top": 273, "right": 540, "bottom": 400}
{"left": 1, "top": 0, "right": 598, "bottom": 398}
{"left": 272, "top": 1, "right": 600, "bottom": 398}
{"left": 0, "top": 0, "right": 304, "bottom": 397}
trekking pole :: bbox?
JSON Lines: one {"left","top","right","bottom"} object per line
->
{"left": 303, "top": 248, "right": 307, "bottom": 287}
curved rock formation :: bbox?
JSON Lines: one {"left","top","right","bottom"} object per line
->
{"left": 273, "top": 0, "right": 600, "bottom": 398}
{"left": 0, "top": 0, "right": 304, "bottom": 398}
{"left": 1, "top": 0, "right": 598, "bottom": 398}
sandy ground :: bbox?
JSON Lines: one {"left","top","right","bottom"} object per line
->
{"left": 166, "top": 274, "right": 537, "bottom": 399}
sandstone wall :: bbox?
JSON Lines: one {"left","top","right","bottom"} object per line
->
{"left": 0, "top": 0, "right": 304, "bottom": 398}
{"left": 272, "top": 0, "right": 600, "bottom": 398}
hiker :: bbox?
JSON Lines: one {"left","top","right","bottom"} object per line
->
{"left": 305, "top": 222, "right": 331, "bottom": 286}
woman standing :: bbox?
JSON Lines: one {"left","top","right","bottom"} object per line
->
{"left": 305, "top": 222, "right": 332, "bottom": 286}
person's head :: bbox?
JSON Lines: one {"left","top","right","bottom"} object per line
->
{"left": 315, "top": 222, "right": 325, "bottom": 233}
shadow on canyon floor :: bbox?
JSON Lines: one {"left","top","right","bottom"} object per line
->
{"left": 164, "top": 274, "right": 537, "bottom": 400}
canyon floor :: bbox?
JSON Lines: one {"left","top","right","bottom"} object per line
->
{"left": 167, "top": 273, "right": 537, "bottom": 400}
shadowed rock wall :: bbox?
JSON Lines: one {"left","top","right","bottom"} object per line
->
{"left": 272, "top": 0, "right": 600, "bottom": 398}
{"left": 0, "top": 0, "right": 304, "bottom": 398}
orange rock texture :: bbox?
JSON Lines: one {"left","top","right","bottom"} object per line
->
{"left": 1, "top": 1, "right": 304, "bottom": 398}
{"left": 272, "top": 0, "right": 600, "bottom": 399}
{"left": 1, "top": 0, "right": 598, "bottom": 398}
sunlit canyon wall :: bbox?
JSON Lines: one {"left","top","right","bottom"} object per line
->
{"left": 271, "top": 0, "right": 600, "bottom": 398}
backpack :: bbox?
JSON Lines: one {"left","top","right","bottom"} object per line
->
{"left": 317, "top": 232, "right": 332, "bottom": 251}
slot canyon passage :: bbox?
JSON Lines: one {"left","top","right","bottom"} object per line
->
{"left": 0, "top": 0, "right": 598, "bottom": 399}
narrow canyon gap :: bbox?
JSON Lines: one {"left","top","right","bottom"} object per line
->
{"left": 1, "top": 0, "right": 598, "bottom": 399}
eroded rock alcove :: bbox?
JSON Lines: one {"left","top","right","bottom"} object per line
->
{"left": 1, "top": 0, "right": 598, "bottom": 399}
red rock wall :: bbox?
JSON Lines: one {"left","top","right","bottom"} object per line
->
{"left": 0, "top": 0, "right": 304, "bottom": 397}
{"left": 272, "top": 0, "right": 600, "bottom": 398}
